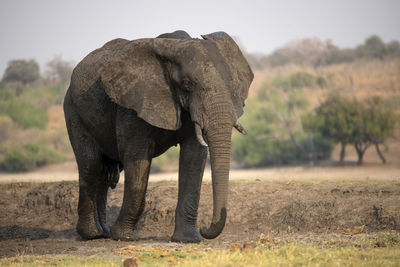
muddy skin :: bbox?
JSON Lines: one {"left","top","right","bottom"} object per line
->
{"left": 63, "top": 30, "right": 253, "bottom": 242}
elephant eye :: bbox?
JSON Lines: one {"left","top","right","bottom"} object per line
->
{"left": 181, "top": 77, "right": 194, "bottom": 91}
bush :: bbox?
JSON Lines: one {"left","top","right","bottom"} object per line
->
{"left": 6, "top": 99, "right": 48, "bottom": 129}
{"left": 0, "top": 143, "right": 65, "bottom": 172}
{"left": 0, "top": 86, "right": 50, "bottom": 129}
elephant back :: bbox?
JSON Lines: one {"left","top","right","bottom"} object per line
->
{"left": 70, "top": 38, "right": 129, "bottom": 98}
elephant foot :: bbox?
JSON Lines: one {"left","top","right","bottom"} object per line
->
{"left": 171, "top": 227, "right": 203, "bottom": 243}
{"left": 110, "top": 223, "right": 140, "bottom": 241}
{"left": 76, "top": 217, "right": 108, "bottom": 239}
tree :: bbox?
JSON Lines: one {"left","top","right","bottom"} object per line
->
{"left": 311, "top": 94, "right": 397, "bottom": 165}
{"left": 356, "top": 35, "right": 388, "bottom": 59}
{"left": 363, "top": 96, "right": 396, "bottom": 164}
{"left": 2, "top": 59, "right": 40, "bottom": 85}
{"left": 312, "top": 94, "right": 356, "bottom": 163}
{"left": 352, "top": 100, "right": 371, "bottom": 165}
{"left": 351, "top": 97, "right": 396, "bottom": 165}
{"left": 387, "top": 41, "right": 400, "bottom": 57}
{"left": 45, "top": 56, "right": 73, "bottom": 83}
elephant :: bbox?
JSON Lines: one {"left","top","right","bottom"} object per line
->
{"left": 63, "top": 30, "right": 253, "bottom": 243}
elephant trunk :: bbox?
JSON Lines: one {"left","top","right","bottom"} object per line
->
{"left": 199, "top": 103, "right": 233, "bottom": 239}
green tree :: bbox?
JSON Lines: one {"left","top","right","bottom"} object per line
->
{"left": 352, "top": 100, "right": 371, "bottom": 165}
{"left": 362, "top": 96, "right": 396, "bottom": 164}
{"left": 311, "top": 94, "right": 356, "bottom": 163}
{"left": 356, "top": 35, "right": 388, "bottom": 59}
{"left": 2, "top": 59, "right": 40, "bottom": 85}
{"left": 351, "top": 97, "right": 396, "bottom": 165}
{"left": 310, "top": 94, "right": 396, "bottom": 165}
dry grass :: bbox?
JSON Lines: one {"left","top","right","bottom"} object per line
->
{"left": 2, "top": 234, "right": 399, "bottom": 267}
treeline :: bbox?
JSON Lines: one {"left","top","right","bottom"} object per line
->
{"left": 233, "top": 70, "right": 398, "bottom": 167}
{"left": 0, "top": 34, "right": 399, "bottom": 172}
{"left": 0, "top": 57, "right": 73, "bottom": 172}
{"left": 247, "top": 35, "right": 400, "bottom": 69}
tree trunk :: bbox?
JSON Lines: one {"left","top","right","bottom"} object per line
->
{"left": 356, "top": 149, "right": 364, "bottom": 165}
{"left": 354, "top": 142, "right": 370, "bottom": 165}
{"left": 375, "top": 143, "right": 386, "bottom": 164}
{"left": 339, "top": 142, "right": 346, "bottom": 164}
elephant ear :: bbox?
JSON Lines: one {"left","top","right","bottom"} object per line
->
{"left": 100, "top": 39, "right": 182, "bottom": 130}
{"left": 201, "top": 32, "right": 254, "bottom": 118}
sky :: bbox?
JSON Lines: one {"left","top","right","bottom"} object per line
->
{"left": 0, "top": 0, "right": 399, "bottom": 75}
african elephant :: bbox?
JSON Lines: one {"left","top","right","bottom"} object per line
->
{"left": 63, "top": 30, "right": 253, "bottom": 243}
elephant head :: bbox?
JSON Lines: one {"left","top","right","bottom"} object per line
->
{"left": 99, "top": 31, "right": 253, "bottom": 239}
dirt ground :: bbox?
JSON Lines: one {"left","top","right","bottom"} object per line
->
{"left": 1, "top": 160, "right": 400, "bottom": 183}
{"left": 0, "top": 167, "right": 399, "bottom": 258}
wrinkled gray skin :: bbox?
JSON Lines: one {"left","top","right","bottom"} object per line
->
{"left": 64, "top": 30, "right": 253, "bottom": 243}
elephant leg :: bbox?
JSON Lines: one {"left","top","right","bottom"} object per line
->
{"left": 65, "top": 102, "right": 109, "bottom": 239}
{"left": 95, "top": 170, "right": 110, "bottom": 237}
{"left": 110, "top": 139, "right": 153, "bottom": 241}
{"left": 97, "top": 158, "right": 120, "bottom": 236}
{"left": 75, "top": 148, "right": 109, "bottom": 239}
{"left": 172, "top": 133, "right": 207, "bottom": 243}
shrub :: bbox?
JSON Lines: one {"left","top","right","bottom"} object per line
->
{"left": 0, "top": 115, "right": 15, "bottom": 144}
{"left": 0, "top": 143, "right": 65, "bottom": 172}
{"left": 233, "top": 132, "right": 333, "bottom": 167}
{"left": 272, "top": 72, "right": 324, "bottom": 91}
{"left": 6, "top": 99, "right": 48, "bottom": 129}
{"left": 0, "top": 86, "right": 50, "bottom": 129}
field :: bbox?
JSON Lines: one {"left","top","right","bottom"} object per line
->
{"left": 0, "top": 51, "right": 399, "bottom": 265}
{"left": 1, "top": 165, "right": 399, "bottom": 266}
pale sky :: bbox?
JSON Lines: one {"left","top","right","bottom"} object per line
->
{"left": 0, "top": 0, "right": 399, "bottom": 75}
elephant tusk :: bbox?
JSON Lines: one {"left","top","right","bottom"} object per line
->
{"left": 195, "top": 124, "right": 208, "bottom": 147}
{"left": 234, "top": 122, "right": 247, "bottom": 135}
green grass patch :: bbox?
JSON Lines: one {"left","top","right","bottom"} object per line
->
{"left": 2, "top": 237, "right": 399, "bottom": 267}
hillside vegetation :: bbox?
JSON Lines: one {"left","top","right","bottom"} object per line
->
{"left": 0, "top": 36, "right": 399, "bottom": 172}
{"left": 0, "top": 57, "right": 72, "bottom": 172}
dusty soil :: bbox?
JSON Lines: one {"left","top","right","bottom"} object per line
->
{"left": 0, "top": 178, "right": 399, "bottom": 258}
